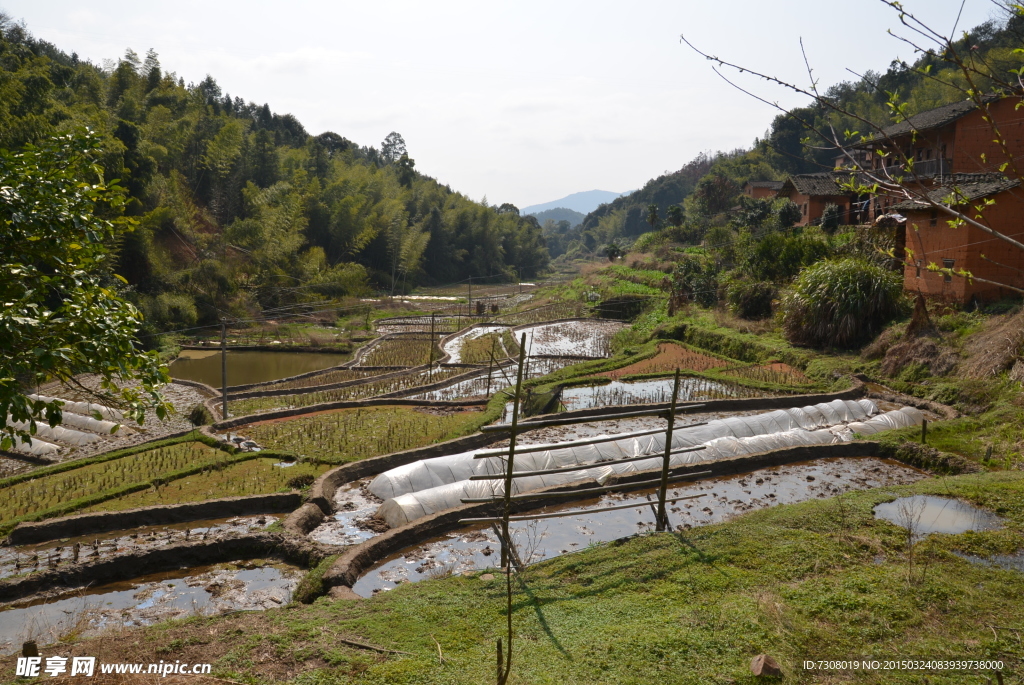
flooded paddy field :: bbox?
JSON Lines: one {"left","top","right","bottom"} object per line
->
{"left": 169, "top": 349, "right": 347, "bottom": 387}
{"left": 560, "top": 376, "right": 776, "bottom": 411}
{"left": 351, "top": 457, "right": 926, "bottom": 596}
{"left": 519, "top": 320, "right": 624, "bottom": 358}
{"left": 0, "top": 516, "right": 279, "bottom": 581}
{"left": 0, "top": 558, "right": 299, "bottom": 654}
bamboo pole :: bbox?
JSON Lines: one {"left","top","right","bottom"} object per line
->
{"left": 461, "top": 470, "right": 710, "bottom": 504}
{"left": 656, "top": 370, "right": 681, "bottom": 532}
{"left": 468, "top": 449, "right": 708, "bottom": 480}
{"left": 460, "top": 494, "right": 707, "bottom": 524}
{"left": 479, "top": 404, "right": 706, "bottom": 433}
{"left": 497, "top": 332, "right": 526, "bottom": 685}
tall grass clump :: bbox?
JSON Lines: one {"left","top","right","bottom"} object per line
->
{"left": 780, "top": 258, "right": 908, "bottom": 349}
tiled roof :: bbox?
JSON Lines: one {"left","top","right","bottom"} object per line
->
{"left": 745, "top": 180, "right": 784, "bottom": 189}
{"left": 875, "top": 99, "right": 978, "bottom": 140}
{"left": 892, "top": 173, "right": 1021, "bottom": 211}
{"left": 782, "top": 171, "right": 869, "bottom": 197}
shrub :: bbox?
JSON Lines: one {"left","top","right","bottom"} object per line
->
{"left": 820, "top": 203, "right": 841, "bottom": 233}
{"left": 780, "top": 258, "right": 908, "bottom": 348}
{"left": 187, "top": 404, "right": 214, "bottom": 426}
{"left": 726, "top": 279, "right": 777, "bottom": 320}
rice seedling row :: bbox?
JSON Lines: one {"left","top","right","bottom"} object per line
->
{"left": 229, "top": 367, "right": 465, "bottom": 415}
{"left": 357, "top": 336, "right": 442, "bottom": 367}
{"left": 254, "top": 367, "right": 382, "bottom": 392}
{"left": 0, "top": 442, "right": 227, "bottom": 521}
{"left": 81, "top": 459, "right": 332, "bottom": 512}
{"left": 241, "top": 406, "right": 481, "bottom": 463}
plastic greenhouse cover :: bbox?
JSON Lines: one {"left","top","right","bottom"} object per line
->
{"left": 6, "top": 417, "right": 101, "bottom": 447}
{"left": 373, "top": 401, "right": 927, "bottom": 528}
{"left": 369, "top": 399, "right": 877, "bottom": 501}
{"left": 8, "top": 435, "right": 61, "bottom": 457}
{"left": 27, "top": 394, "right": 124, "bottom": 422}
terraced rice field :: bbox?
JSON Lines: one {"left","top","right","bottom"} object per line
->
{"left": 250, "top": 367, "right": 382, "bottom": 392}
{"left": 81, "top": 458, "right": 332, "bottom": 511}
{"left": 228, "top": 367, "right": 466, "bottom": 415}
{"left": 602, "top": 342, "right": 727, "bottom": 379}
{"left": 0, "top": 442, "right": 226, "bottom": 521}
{"left": 240, "top": 406, "right": 483, "bottom": 463}
{"left": 722, "top": 362, "right": 811, "bottom": 386}
{"left": 357, "top": 336, "right": 441, "bottom": 367}
{"left": 561, "top": 376, "right": 778, "bottom": 410}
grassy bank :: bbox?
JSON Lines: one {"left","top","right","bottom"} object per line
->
{"left": 21, "top": 470, "right": 1022, "bottom": 684}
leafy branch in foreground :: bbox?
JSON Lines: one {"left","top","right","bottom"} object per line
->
{"left": 0, "top": 130, "right": 170, "bottom": 450}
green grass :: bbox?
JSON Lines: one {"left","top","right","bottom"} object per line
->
{"left": 52, "top": 470, "right": 1024, "bottom": 684}
{"left": 80, "top": 458, "right": 331, "bottom": 511}
{"left": 239, "top": 406, "right": 486, "bottom": 464}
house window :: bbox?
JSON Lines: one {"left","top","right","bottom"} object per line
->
{"left": 930, "top": 208, "right": 938, "bottom": 226}
{"left": 926, "top": 148, "right": 933, "bottom": 160}
{"left": 915, "top": 260, "right": 922, "bottom": 278}
{"left": 942, "top": 258, "right": 954, "bottom": 282}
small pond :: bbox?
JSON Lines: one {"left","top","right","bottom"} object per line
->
{"left": 873, "top": 495, "right": 1004, "bottom": 540}
{"left": 0, "top": 559, "right": 299, "bottom": 654}
{"left": 169, "top": 349, "right": 346, "bottom": 387}
{"left": 352, "top": 457, "right": 926, "bottom": 596}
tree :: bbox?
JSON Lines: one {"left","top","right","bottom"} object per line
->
{"left": 1, "top": 131, "right": 170, "bottom": 450}
{"left": 776, "top": 199, "right": 802, "bottom": 229}
{"left": 604, "top": 243, "right": 623, "bottom": 261}
{"left": 380, "top": 131, "right": 407, "bottom": 164}
{"left": 666, "top": 204, "right": 685, "bottom": 228}
{"left": 646, "top": 203, "right": 659, "bottom": 230}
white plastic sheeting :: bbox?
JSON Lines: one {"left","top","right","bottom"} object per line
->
{"left": 27, "top": 394, "right": 124, "bottom": 422}
{"left": 369, "top": 399, "right": 877, "bottom": 501}
{"left": 7, "top": 435, "right": 61, "bottom": 457}
{"left": 6, "top": 417, "right": 101, "bottom": 446}
{"left": 52, "top": 412, "right": 122, "bottom": 435}
{"left": 372, "top": 400, "right": 932, "bottom": 528}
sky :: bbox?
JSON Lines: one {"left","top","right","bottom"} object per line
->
{"left": 2, "top": 1, "right": 1001, "bottom": 208}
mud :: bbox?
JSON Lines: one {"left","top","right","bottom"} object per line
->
{"left": 0, "top": 516, "right": 279, "bottom": 581}
{"left": 351, "top": 457, "right": 926, "bottom": 596}
{"left": 873, "top": 495, "right": 1004, "bottom": 540}
{"left": 0, "top": 559, "right": 299, "bottom": 654}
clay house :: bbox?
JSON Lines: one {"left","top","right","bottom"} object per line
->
{"left": 776, "top": 172, "right": 864, "bottom": 226}
{"left": 742, "top": 180, "right": 783, "bottom": 200}
{"left": 851, "top": 95, "right": 1024, "bottom": 221}
{"left": 894, "top": 173, "right": 1024, "bottom": 303}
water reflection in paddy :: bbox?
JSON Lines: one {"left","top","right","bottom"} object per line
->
{"left": 169, "top": 349, "right": 346, "bottom": 387}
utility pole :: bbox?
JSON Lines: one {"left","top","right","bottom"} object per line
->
{"left": 220, "top": 318, "right": 228, "bottom": 419}
{"left": 467, "top": 276, "right": 472, "bottom": 318}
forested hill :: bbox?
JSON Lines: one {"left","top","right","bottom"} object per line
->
{"left": 569, "top": 10, "right": 1024, "bottom": 253}
{"left": 0, "top": 14, "right": 548, "bottom": 334}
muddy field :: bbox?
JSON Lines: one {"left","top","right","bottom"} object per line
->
{"left": 351, "top": 457, "right": 928, "bottom": 596}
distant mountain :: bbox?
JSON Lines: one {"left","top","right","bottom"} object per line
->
{"left": 529, "top": 207, "right": 586, "bottom": 227}
{"left": 522, "top": 190, "right": 632, "bottom": 215}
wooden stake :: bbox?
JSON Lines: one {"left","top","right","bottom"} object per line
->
{"left": 921, "top": 418, "right": 928, "bottom": 444}
{"left": 220, "top": 318, "right": 228, "bottom": 419}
